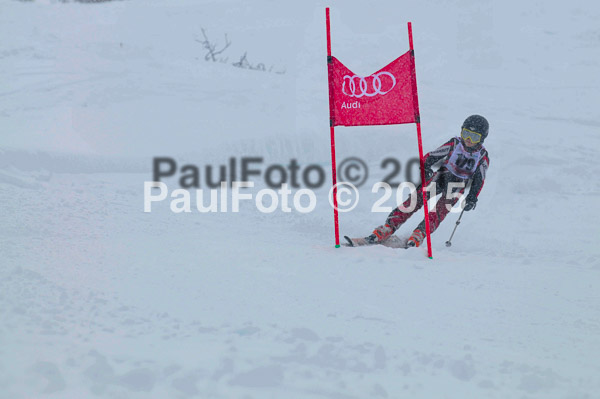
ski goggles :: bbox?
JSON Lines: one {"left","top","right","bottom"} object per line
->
{"left": 461, "top": 128, "right": 482, "bottom": 144}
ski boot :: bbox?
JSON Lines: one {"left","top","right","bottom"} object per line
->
{"left": 406, "top": 228, "right": 425, "bottom": 248}
{"left": 367, "top": 224, "right": 394, "bottom": 244}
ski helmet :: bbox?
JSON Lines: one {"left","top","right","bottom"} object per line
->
{"left": 461, "top": 115, "right": 489, "bottom": 144}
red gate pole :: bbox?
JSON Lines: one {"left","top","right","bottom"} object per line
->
{"left": 408, "top": 22, "right": 433, "bottom": 259}
{"left": 326, "top": 8, "right": 340, "bottom": 247}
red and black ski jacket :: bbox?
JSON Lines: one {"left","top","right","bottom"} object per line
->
{"left": 423, "top": 136, "right": 490, "bottom": 200}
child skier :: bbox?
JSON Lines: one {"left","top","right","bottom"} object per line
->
{"left": 348, "top": 115, "right": 490, "bottom": 248}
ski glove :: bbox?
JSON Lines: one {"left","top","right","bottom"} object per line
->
{"left": 423, "top": 168, "right": 434, "bottom": 182}
{"left": 464, "top": 196, "right": 477, "bottom": 211}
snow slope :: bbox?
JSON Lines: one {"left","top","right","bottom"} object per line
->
{"left": 1, "top": 0, "right": 599, "bottom": 398}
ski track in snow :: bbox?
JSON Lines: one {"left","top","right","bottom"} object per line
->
{"left": 1, "top": 0, "right": 600, "bottom": 398}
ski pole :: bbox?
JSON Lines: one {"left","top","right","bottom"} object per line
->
{"left": 445, "top": 209, "right": 465, "bottom": 247}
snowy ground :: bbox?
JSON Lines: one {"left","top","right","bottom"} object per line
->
{"left": 1, "top": 0, "right": 600, "bottom": 398}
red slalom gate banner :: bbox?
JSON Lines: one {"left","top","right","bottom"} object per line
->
{"left": 326, "top": 8, "right": 433, "bottom": 259}
{"left": 328, "top": 54, "right": 417, "bottom": 126}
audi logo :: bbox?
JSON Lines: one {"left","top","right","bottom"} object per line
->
{"left": 342, "top": 72, "right": 397, "bottom": 98}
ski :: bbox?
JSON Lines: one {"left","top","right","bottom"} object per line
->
{"left": 343, "top": 236, "right": 373, "bottom": 247}
{"left": 343, "top": 235, "right": 410, "bottom": 249}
